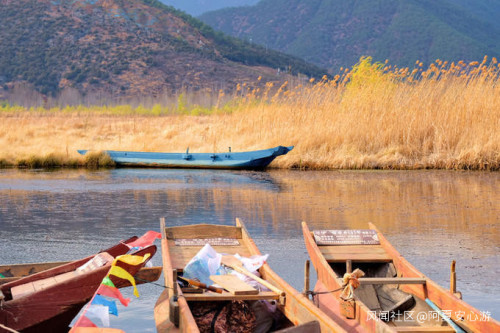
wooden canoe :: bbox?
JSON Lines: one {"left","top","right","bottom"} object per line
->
{"left": 154, "top": 218, "right": 350, "bottom": 333}
{"left": 0, "top": 236, "right": 162, "bottom": 287}
{"left": 77, "top": 146, "right": 294, "bottom": 169}
{"left": 0, "top": 262, "right": 162, "bottom": 287}
{"left": 0, "top": 244, "right": 157, "bottom": 333}
{"left": 302, "top": 221, "right": 500, "bottom": 333}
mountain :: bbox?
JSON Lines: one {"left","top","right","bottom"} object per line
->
{"left": 160, "top": 0, "right": 259, "bottom": 17}
{"left": 200, "top": 0, "right": 500, "bottom": 70}
{"left": 0, "top": 0, "right": 325, "bottom": 101}
{"left": 446, "top": 0, "right": 500, "bottom": 30}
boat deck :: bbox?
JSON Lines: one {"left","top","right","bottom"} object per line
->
{"left": 319, "top": 244, "right": 392, "bottom": 263}
{"left": 164, "top": 223, "right": 279, "bottom": 302}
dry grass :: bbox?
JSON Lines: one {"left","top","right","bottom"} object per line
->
{"left": 1, "top": 57, "right": 499, "bottom": 170}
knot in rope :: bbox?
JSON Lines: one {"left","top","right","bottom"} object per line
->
{"left": 340, "top": 268, "right": 365, "bottom": 301}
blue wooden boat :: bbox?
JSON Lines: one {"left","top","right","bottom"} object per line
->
{"left": 77, "top": 146, "right": 293, "bottom": 169}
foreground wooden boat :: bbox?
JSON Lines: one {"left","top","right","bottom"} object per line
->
{"left": 77, "top": 146, "right": 294, "bottom": 169}
{"left": 302, "top": 222, "right": 500, "bottom": 333}
{"left": 0, "top": 244, "right": 157, "bottom": 333}
{"left": 154, "top": 218, "right": 350, "bottom": 333}
{"left": 0, "top": 236, "right": 161, "bottom": 286}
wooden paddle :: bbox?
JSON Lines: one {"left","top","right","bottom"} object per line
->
{"left": 221, "top": 256, "right": 285, "bottom": 297}
{"left": 177, "top": 276, "right": 224, "bottom": 294}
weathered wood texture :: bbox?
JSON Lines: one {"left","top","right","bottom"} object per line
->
{"left": 209, "top": 274, "right": 258, "bottom": 295}
{"left": 358, "top": 277, "right": 426, "bottom": 285}
{"left": 183, "top": 290, "right": 278, "bottom": 301}
{"left": 320, "top": 245, "right": 391, "bottom": 262}
{"left": 165, "top": 224, "right": 242, "bottom": 240}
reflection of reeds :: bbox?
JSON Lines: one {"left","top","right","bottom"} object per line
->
{"left": 1, "top": 57, "right": 499, "bottom": 170}
{"left": 2, "top": 170, "right": 496, "bottom": 247}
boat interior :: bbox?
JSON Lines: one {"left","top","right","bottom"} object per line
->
{"left": 314, "top": 231, "right": 461, "bottom": 332}
{"left": 164, "top": 223, "right": 317, "bottom": 332}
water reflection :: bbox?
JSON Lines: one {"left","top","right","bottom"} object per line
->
{"left": 0, "top": 169, "right": 498, "bottom": 330}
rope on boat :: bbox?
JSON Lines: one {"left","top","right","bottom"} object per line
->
{"left": 0, "top": 323, "right": 20, "bottom": 333}
{"left": 135, "top": 277, "right": 175, "bottom": 290}
{"left": 340, "top": 268, "right": 365, "bottom": 301}
{"left": 138, "top": 276, "right": 345, "bottom": 299}
{"left": 305, "top": 286, "right": 344, "bottom": 296}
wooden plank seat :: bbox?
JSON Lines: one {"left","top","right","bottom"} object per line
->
{"left": 319, "top": 245, "right": 392, "bottom": 263}
{"left": 358, "top": 277, "right": 427, "bottom": 285}
{"left": 183, "top": 290, "right": 279, "bottom": 302}
{"left": 165, "top": 224, "right": 242, "bottom": 240}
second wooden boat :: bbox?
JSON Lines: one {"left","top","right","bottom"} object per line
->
{"left": 77, "top": 146, "right": 294, "bottom": 169}
{"left": 302, "top": 221, "right": 500, "bottom": 333}
{"left": 154, "top": 218, "right": 350, "bottom": 333}
{"left": 0, "top": 243, "right": 157, "bottom": 333}
{"left": 0, "top": 261, "right": 161, "bottom": 287}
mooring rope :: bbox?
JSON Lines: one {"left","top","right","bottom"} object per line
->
{"left": 134, "top": 277, "right": 175, "bottom": 290}
{"left": 304, "top": 286, "right": 344, "bottom": 297}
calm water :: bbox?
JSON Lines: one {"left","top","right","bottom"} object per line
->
{"left": 0, "top": 169, "right": 498, "bottom": 331}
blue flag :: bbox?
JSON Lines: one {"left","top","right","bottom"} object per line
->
{"left": 92, "top": 294, "right": 118, "bottom": 316}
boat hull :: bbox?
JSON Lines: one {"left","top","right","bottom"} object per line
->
{"left": 0, "top": 244, "right": 156, "bottom": 333}
{"left": 77, "top": 146, "right": 293, "bottom": 169}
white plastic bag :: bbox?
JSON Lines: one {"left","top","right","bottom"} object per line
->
{"left": 183, "top": 244, "right": 222, "bottom": 285}
{"left": 234, "top": 253, "right": 268, "bottom": 273}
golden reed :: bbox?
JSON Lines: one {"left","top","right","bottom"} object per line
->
{"left": 0, "top": 57, "right": 499, "bottom": 170}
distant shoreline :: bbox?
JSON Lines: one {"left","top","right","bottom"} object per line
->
{"left": 1, "top": 58, "right": 498, "bottom": 171}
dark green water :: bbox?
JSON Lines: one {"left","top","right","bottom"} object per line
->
{"left": 0, "top": 169, "right": 498, "bottom": 331}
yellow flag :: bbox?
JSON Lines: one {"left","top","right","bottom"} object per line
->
{"left": 108, "top": 265, "right": 140, "bottom": 297}
{"left": 113, "top": 253, "right": 151, "bottom": 266}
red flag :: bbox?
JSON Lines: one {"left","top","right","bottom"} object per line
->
{"left": 72, "top": 315, "right": 97, "bottom": 328}
{"left": 97, "top": 284, "right": 131, "bottom": 307}
{"left": 127, "top": 230, "right": 161, "bottom": 248}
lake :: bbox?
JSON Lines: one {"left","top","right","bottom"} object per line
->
{"left": 0, "top": 168, "right": 498, "bottom": 331}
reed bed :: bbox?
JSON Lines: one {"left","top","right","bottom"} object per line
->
{"left": 1, "top": 57, "right": 499, "bottom": 170}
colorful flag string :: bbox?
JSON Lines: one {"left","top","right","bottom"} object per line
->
{"left": 70, "top": 230, "right": 159, "bottom": 331}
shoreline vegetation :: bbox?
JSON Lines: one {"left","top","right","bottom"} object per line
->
{"left": 1, "top": 57, "right": 499, "bottom": 171}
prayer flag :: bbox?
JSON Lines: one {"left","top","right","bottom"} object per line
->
{"left": 127, "top": 231, "right": 161, "bottom": 248}
{"left": 92, "top": 294, "right": 118, "bottom": 316}
{"left": 113, "top": 253, "right": 151, "bottom": 267}
{"left": 72, "top": 315, "right": 97, "bottom": 328}
{"left": 86, "top": 304, "right": 110, "bottom": 327}
{"left": 108, "top": 265, "right": 139, "bottom": 297}
{"left": 101, "top": 276, "right": 116, "bottom": 288}
{"left": 97, "top": 284, "right": 131, "bottom": 307}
